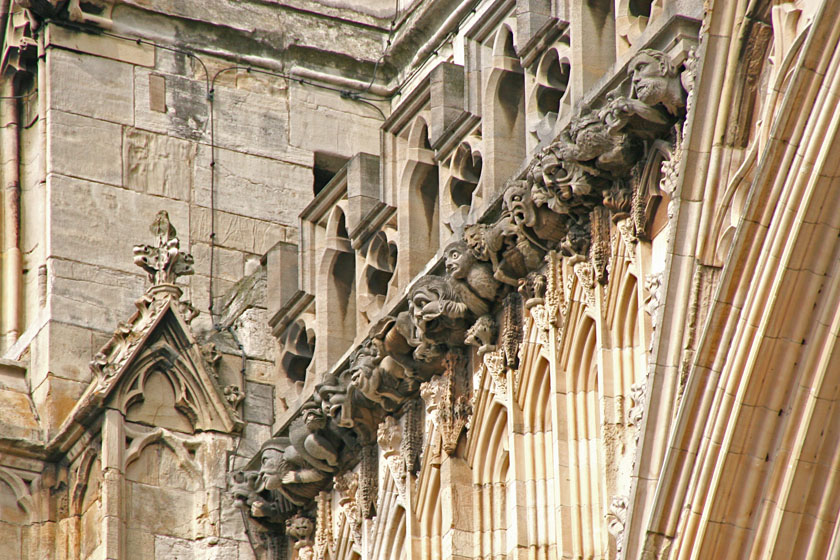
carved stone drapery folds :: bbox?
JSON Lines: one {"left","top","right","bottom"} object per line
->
{"left": 231, "top": 49, "right": 689, "bottom": 530}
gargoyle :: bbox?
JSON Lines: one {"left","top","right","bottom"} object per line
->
{"left": 464, "top": 314, "right": 497, "bottom": 356}
{"left": 287, "top": 403, "right": 340, "bottom": 474}
{"left": 464, "top": 215, "right": 543, "bottom": 286}
{"left": 348, "top": 339, "right": 416, "bottom": 411}
{"left": 408, "top": 276, "right": 469, "bottom": 360}
{"left": 504, "top": 180, "right": 567, "bottom": 244}
{"left": 315, "top": 371, "right": 382, "bottom": 443}
{"left": 444, "top": 240, "right": 500, "bottom": 317}
{"left": 547, "top": 106, "right": 642, "bottom": 174}
{"left": 257, "top": 438, "right": 324, "bottom": 506}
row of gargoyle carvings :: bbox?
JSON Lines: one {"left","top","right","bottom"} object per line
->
{"left": 230, "top": 49, "right": 690, "bottom": 531}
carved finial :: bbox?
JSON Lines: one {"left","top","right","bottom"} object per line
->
{"left": 133, "top": 211, "right": 194, "bottom": 288}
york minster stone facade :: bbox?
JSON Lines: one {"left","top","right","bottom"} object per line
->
{"left": 0, "top": 0, "right": 836, "bottom": 558}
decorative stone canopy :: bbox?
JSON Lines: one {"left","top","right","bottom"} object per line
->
{"left": 52, "top": 213, "right": 242, "bottom": 447}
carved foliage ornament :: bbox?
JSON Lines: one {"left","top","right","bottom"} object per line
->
{"left": 133, "top": 210, "right": 195, "bottom": 287}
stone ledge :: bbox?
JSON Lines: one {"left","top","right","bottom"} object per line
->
{"left": 0, "top": 358, "right": 26, "bottom": 393}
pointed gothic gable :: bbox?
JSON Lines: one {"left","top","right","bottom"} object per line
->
{"left": 50, "top": 212, "right": 243, "bottom": 449}
{"left": 90, "top": 293, "right": 243, "bottom": 435}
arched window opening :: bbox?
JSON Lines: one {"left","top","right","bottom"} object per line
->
{"left": 617, "top": 0, "right": 661, "bottom": 52}
{"left": 399, "top": 118, "right": 441, "bottom": 279}
{"left": 317, "top": 206, "right": 358, "bottom": 364}
{"left": 331, "top": 252, "right": 355, "bottom": 321}
{"left": 485, "top": 25, "right": 526, "bottom": 196}
{"left": 531, "top": 47, "right": 573, "bottom": 143}
{"left": 359, "top": 230, "right": 398, "bottom": 323}
{"left": 444, "top": 141, "right": 483, "bottom": 233}
{"left": 279, "top": 318, "right": 315, "bottom": 383}
{"left": 630, "top": 0, "right": 652, "bottom": 18}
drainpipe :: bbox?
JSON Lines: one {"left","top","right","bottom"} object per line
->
{"left": 2, "top": 74, "right": 22, "bottom": 348}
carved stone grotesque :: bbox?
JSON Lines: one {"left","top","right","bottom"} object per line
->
{"left": 628, "top": 49, "right": 686, "bottom": 116}
{"left": 290, "top": 404, "right": 340, "bottom": 474}
{"left": 444, "top": 241, "right": 500, "bottom": 317}
{"left": 232, "top": 48, "right": 691, "bottom": 527}
{"left": 286, "top": 513, "right": 315, "bottom": 560}
{"left": 464, "top": 214, "right": 545, "bottom": 286}
{"left": 223, "top": 384, "right": 245, "bottom": 408}
{"left": 504, "top": 180, "right": 567, "bottom": 244}
{"left": 316, "top": 366, "right": 383, "bottom": 443}
{"left": 256, "top": 403, "right": 343, "bottom": 506}
{"left": 348, "top": 339, "right": 417, "bottom": 412}
{"left": 230, "top": 469, "right": 284, "bottom": 522}
{"left": 408, "top": 276, "right": 468, "bottom": 360}
{"left": 464, "top": 314, "right": 497, "bottom": 356}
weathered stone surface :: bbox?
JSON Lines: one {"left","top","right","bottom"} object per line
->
{"left": 134, "top": 66, "right": 209, "bottom": 142}
{"left": 243, "top": 381, "right": 274, "bottom": 425}
{"left": 429, "top": 62, "right": 466, "bottom": 147}
{"left": 233, "top": 308, "right": 275, "bottom": 361}
{"left": 47, "top": 110, "right": 123, "bottom": 185}
{"left": 127, "top": 481, "right": 197, "bottom": 539}
{"left": 154, "top": 535, "right": 194, "bottom": 559}
{"left": 193, "top": 145, "right": 313, "bottom": 224}
{"left": 289, "top": 81, "right": 383, "bottom": 158}
{"left": 233, "top": 421, "right": 272, "bottom": 462}
{"left": 0, "top": 389, "right": 42, "bottom": 442}
{"left": 30, "top": 321, "right": 94, "bottom": 387}
{"left": 190, "top": 243, "right": 246, "bottom": 283}
{"left": 47, "top": 48, "right": 134, "bottom": 125}
{"left": 126, "top": 528, "right": 155, "bottom": 560}
{"left": 211, "top": 83, "right": 300, "bottom": 163}
{"left": 190, "top": 206, "right": 290, "bottom": 255}
{"left": 123, "top": 128, "right": 197, "bottom": 201}
{"left": 48, "top": 258, "right": 146, "bottom": 333}
{"left": 0, "top": 479, "right": 28, "bottom": 526}
{"left": 186, "top": 274, "right": 234, "bottom": 319}
{"left": 30, "top": 375, "right": 87, "bottom": 435}
{"left": 265, "top": 241, "right": 299, "bottom": 321}
{"left": 46, "top": 24, "right": 155, "bottom": 67}
{"left": 48, "top": 174, "right": 190, "bottom": 275}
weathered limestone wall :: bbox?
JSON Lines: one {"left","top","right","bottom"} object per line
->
{"left": 0, "top": 1, "right": 396, "bottom": 559}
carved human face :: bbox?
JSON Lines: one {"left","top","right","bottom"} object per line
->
{"left": 410, "top": 286, "right": 441, "bottom": 326}
{"left": 629, "top": 52, "right": 670, "bottom": 107}
{"left": 259, "top": 448, "right": 286, "bottom": 490}
{"left": 445, "top": 242, "right": 472, "bottom": 279}
{"left": 504, "top": 182, "right": 536, "bottom": 227}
